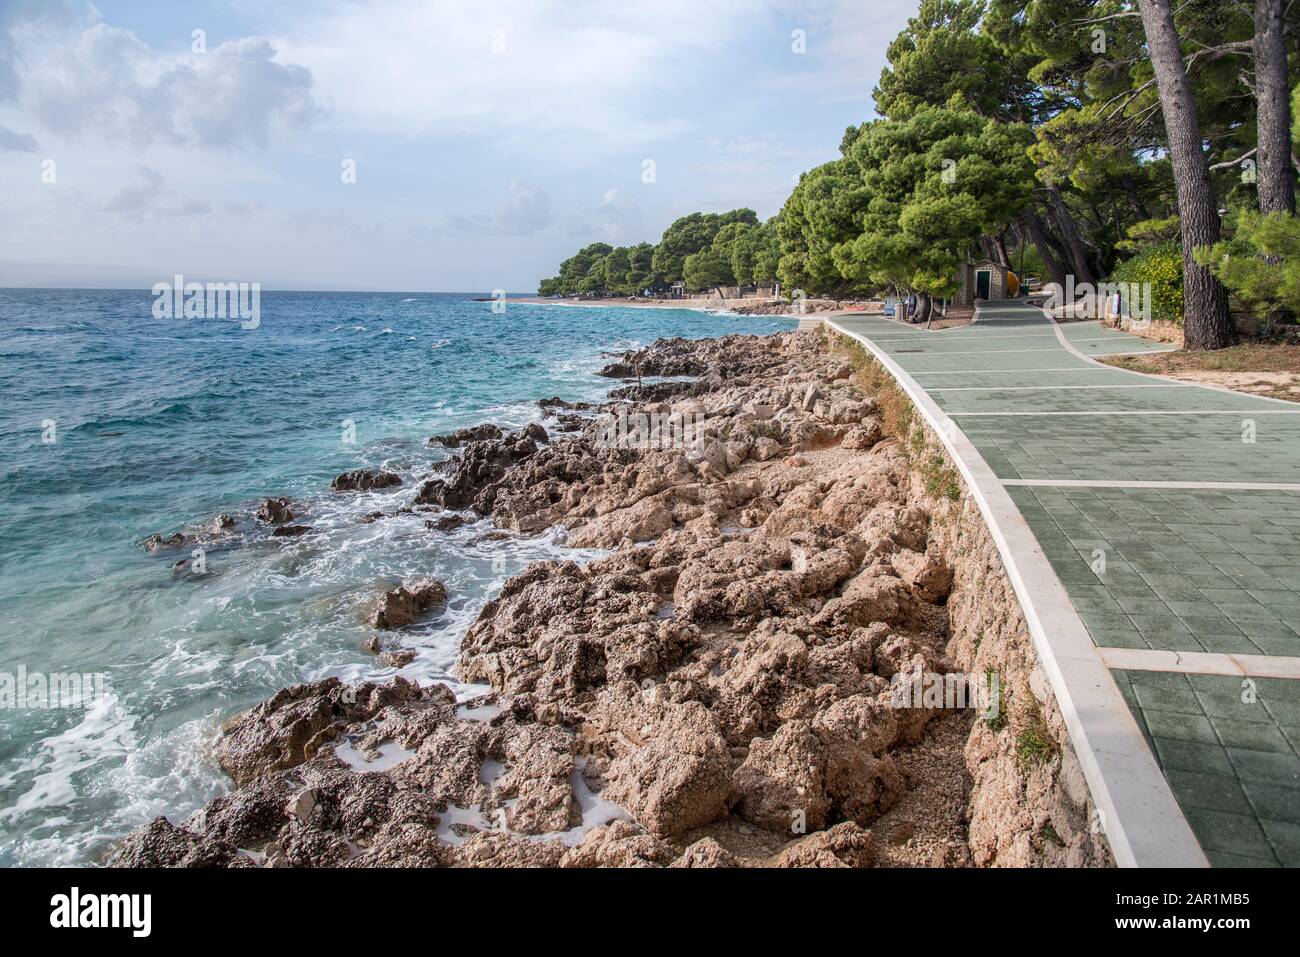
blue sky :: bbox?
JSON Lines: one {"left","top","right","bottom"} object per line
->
{"left": 0, "top": 0, "right": 914, "bottom": 291}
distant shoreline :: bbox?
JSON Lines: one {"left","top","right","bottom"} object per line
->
{"left": 512, "top": 295, "right": 869, "bottom": 321}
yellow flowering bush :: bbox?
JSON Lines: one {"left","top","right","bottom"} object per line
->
{"left": 1111, "top": 242, "right": 1184, "bottom": 324}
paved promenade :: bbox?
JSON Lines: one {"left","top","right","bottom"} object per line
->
{"left": 830, "top": 301, "right": 1300, "bottom": 868}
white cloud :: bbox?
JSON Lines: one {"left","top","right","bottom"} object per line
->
{"left": 104, "top": 165, "right": 212, "bottom": 219}
{"left": 448, "top": 180, "right": 554, "bottom": 236}
{"left": 563, "top": 187, "right": 645, "bottom": 245}
{"left": 275, "top": 0, "right": 767, "bottom": 149}
{"left": 8, "top": 11, "right": 316, "bottom": 150}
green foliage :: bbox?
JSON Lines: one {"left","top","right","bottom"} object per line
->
{"left": 682, "top": 247, "right": 734, "bottom": 293}
{"left": 875, "top": 0, "right": 1023, "bottom": 121}
{"left": 834, "top": 99, "right": 1035, "bottom": 298}
{"left": 1116, "top": 216, "right": 1181, "bottom": 254}
{"left": 1015, "top": 696, "right": 1058, "bottom": 770}
{"left": 652, "top": 209, "right": 757, "bottom": 284}
{"left": 776, "top": 159, "right": 869, "bottom": 295}
{"left": 1196, "top": 211, "right": 1300, "bottom": 322}
{"left": 1111, "top": 241, "right": 1184, "bottom": 323}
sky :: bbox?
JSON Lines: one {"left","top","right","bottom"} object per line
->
{"left": 0, "top": 0, "right": 915, "bottom": 291}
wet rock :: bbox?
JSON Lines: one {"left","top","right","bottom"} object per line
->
{"left": 106, "top": 817, "right": 243, "bottom": 868}
{"left": 214, "top": 676, "right": 426, "bottom": 787}
{"left": 382, "top": 649, "right": 418, "bottom": 668}
{"left": 271, "top": 524, "right": 313, "bottom": 538}
{"left": 426, "top": 514, "right": 469, "bottom": 532}
{"left": 140, "top": 531, "right": 193, "bottom": 551}
{"left": 369, "top": 578, "right": 448, "bottom": 630}
{"left": 414, "top": 431, "right": 541, "bottom": 511}
{"left": 429, "top": 423, "right": 502, "bottom": 448}
{"left": 331, "top": 469, "right": 402, "bottom": 492}
{"left": 257, "top": 497, "right": 294, "bottom": 525}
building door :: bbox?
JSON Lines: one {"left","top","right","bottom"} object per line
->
{"left": 975, "top": 269, "right": 992, "bottom": 300}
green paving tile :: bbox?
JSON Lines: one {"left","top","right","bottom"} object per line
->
{"left": 1182, "top": 808, "right": 1276, "bottom": 860}
{"left": 1214, "top": 718, "right": 1293, "bottom": 754}
{"left": 1164, "top": 769, "right": 1254, "bottom": 815}
{"left": 1260, "top": 820, "right": 1300, "bottom": 862}
{"left": 1009, "top": 486, "right": 1300, "bottom": 657}
{"left": 1227, "top": 747, "right": 1300, "bottom": 785}
{"left": 1115, "top": 670, "right": 1300, "bottom": 866}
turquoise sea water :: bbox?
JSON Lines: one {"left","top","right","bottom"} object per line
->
{"left": 0, "top": 289, "right": 795, "bottom": 866}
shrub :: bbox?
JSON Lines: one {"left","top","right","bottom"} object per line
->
{"left": 1111, "top": 241, "right": 1184, "bottom": 324}
{"left": 1195, "top": 210, "right": 1300, "bottom": 324}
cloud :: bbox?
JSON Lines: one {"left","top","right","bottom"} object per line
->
{"left": 104, "top": 165, "right": 211, "bottom": 219}
{"left": 275, "top": 0, "right": 767, "bottom": 149}
{"left": 563, "top": 188, "right": 645, "bottom": 245}
{"left": 7, "top": 11, "right": 316, "bottom": 150}
{"left": 0, "top": 125, "right": 37, "bottom": 151}
{"left": 448, "top": 181, "right": 554, "bottom": 236}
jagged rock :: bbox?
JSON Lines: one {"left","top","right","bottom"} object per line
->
{"left": 891, "top": 549, "right": 954, "bottom": 602}
{"left": 369, "top": 578, "right": 448, "bottom": 630}
{"left": 382, "top": 649, "right": 417, "bottom": 668}
{"left": 106, "top": 817, "right": 244, "bottom": 868}
{"left": 841, "top": 419, "right": 884, "bottom": 451}
{"left": 415, "top": 431, "right": 541, "bottom": 511}
{"left": 331, "top": 469, "right": 402, "bottom": 492}
{"left": 775, "top": 822, "right": 875, "bottom": 868}
{"left": 214, "top": 677, "right": 430, "bottom": 787}
{"left": 671, "top": 837, "right": 740, "bottom": 868}
{"left": 426, "top": 514, "right": 469, "bottom": 532}
{"left": 257, "top": 497, "right": 294, "bottom": 525}
{"left": 429, "top": 423, "right": 502, "bottom": 448}
{"left": 559, "top": 820, "right": 676, "bottom": 868}
{"left": 603, "top": 702, "right": 733, "bottom": 837}
{"left": 271, "top": 524, "right": 313, "bottom": 537}
{"left": 140, "top": 531, "right": 192, "bottom": 551}
{"left": 753, "top": 437, "right": 783, "bottom": 461}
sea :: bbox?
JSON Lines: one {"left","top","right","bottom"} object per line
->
{"left": 0, "top": 288, "right": 795, "bottom": 866}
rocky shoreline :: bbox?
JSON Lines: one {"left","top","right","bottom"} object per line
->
{"left": 113, "top": 329, "right": 1111, "bottom": 868}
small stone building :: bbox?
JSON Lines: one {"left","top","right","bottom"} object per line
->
{"left": 955, "top": 259, "right": 1010, "bottom": 306}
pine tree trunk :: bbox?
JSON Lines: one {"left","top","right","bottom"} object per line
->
{"left": 1021, "top": 209, "right": 1068, "bottom": 289}
{"left": 1047, "top": 186, "right": 1097, "bottom": 286}
{"left": 1255, "top": 0, "right": 1295, "bottom": 215}
{"left": 914, "top": 292, "right": 932, "bottom": 324}
{"left": 1121, "top": 173, "right": 1151, "bottom": 220}
{"left": 992, "top": 231, "right": 1011, "bottom": 268}
{"left": 1137, "top": 0, "right": 1233, "bottom": 349}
